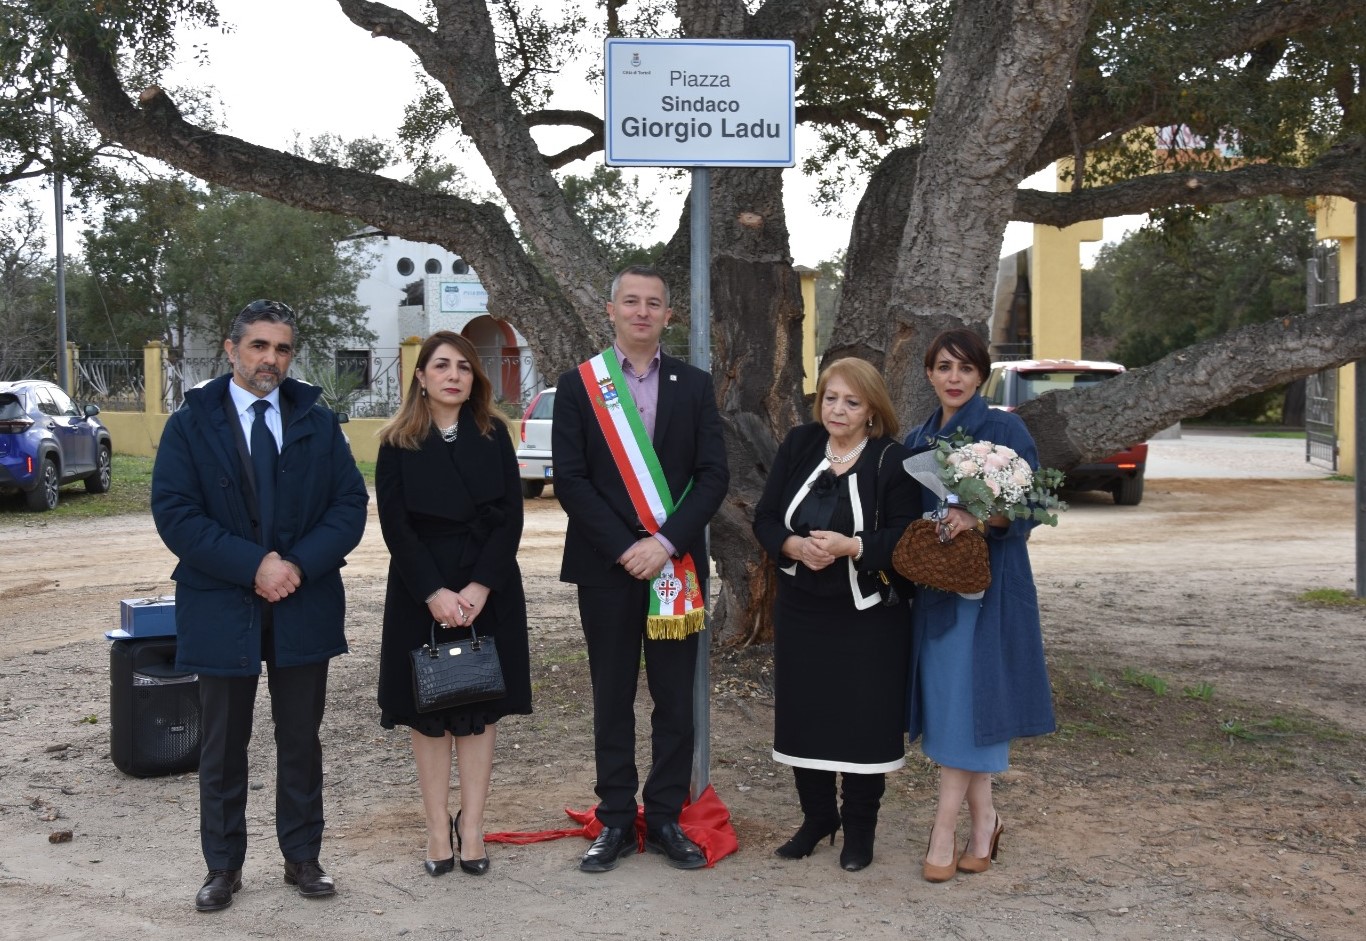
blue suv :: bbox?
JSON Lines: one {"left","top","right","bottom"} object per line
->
{"left": 0, "top": 379, "right": 113, "bottom": 511}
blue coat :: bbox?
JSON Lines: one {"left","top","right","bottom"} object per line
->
{"left": 905, "top": 393, "right": 1056, "bottom": 746}
{"left": 151, "top": 374, "right": 369, "bottom": 676}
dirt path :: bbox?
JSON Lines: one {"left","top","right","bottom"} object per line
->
{"left": 0, "top": 474, "right": 1361, "bottom": 940}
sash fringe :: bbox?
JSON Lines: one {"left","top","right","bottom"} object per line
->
{"left": 646, "top": 608, "right": 707, "bottom": 640}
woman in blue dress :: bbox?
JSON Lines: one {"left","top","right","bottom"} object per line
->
{"left": 904, "top": 328, "right": 1055, "bottom": 882}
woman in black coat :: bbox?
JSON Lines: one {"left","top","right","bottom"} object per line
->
{"left": 752, "top": 357, "right": 920, "bottom": 872}
{"left": 375, "top": 331, "right": 532, "bottom": 877}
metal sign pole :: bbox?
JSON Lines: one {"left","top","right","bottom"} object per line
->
{"left": 1356, "top": 199, "right": 1364, "bottom": 598}
{"left": 689, "top": 165, "right": 713, "bottom": 798}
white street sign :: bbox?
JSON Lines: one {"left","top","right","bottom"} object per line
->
{"left": 604, "top": 38, "right": 796, "bottom": 167}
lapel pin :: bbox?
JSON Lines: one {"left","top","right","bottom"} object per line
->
{"left": 669, "top": 374, "right": 677, "bottom": 381}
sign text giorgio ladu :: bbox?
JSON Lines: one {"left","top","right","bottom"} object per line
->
{"left": 604, "top": 38, "right": 795, "bottom": 168}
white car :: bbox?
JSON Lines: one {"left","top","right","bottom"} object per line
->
{"left": 516, "top": 387, "right": 554, "bottom": 498}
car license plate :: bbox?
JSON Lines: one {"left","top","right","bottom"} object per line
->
{"left": 545, "top": 468, "right": 554, "bottom": 478}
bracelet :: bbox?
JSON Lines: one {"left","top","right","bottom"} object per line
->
{"left": 424, "top": 589, "right": 442, "bottom": 604}
{"left": 853, "top": 535, "right": 864, "bottom": 562}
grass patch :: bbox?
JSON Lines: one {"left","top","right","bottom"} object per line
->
{"left": 1121, "top": 667, "right": 1168, "bottom": 696}
{"left": 1040, "top": 658, "right": 1364, "bottom": 779}
{"left": 1297, "top": 588, "right": 1366, "bottom": 606}
{"left": 0, "top": 453, "right": 154, "bottom": 522}
{"left": 1327, "top": 474, "right": 1355, "bottom": 483}
{"left": 1249, "top": 430, "right": 1305, "bottom": 439}
{"left": 0, "top": 452, "right": 374, "bottom": 525}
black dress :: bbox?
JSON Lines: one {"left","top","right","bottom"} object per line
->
{"left": 752, "top": 424, "right": 919, "bottom": 772}
{"left": 375, "top": 416, "right": 532, "bottom": 736}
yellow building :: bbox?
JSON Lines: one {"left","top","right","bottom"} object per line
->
{"left": 1315, "top": 197, "right": 1359, "bottom": 477}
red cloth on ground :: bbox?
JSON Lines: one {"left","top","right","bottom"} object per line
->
{"left": 485, "top": 784, "right": 738, "bottom": 867}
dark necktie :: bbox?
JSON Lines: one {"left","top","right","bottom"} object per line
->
{"left": 250, "top": 399, "right": 278, "bottom": 549}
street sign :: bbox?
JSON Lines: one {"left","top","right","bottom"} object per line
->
{"left": 604, "top": 38, "right": 796, "bottom": 167}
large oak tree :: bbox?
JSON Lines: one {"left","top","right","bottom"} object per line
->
{"left": 17, "top": 0, "right": 1366, "bottom": 642}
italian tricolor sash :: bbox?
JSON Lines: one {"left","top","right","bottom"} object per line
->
{"left": 578, "top": 349, "right": 706, "bottom": 640}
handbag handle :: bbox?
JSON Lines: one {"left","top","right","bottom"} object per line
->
{"left": 426, "top": 619, "right": 482, "bottom": 658}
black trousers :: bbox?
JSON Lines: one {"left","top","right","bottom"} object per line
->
{"left": 578, "top": 582, "right": 698, "bottom": 830}
{"left": 197, "top": 641, "right": 330, "bottom": 870}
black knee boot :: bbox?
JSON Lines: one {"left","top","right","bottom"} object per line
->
{"left": 774, "top": 768, "right": 840, "bottom": 859}
{"left": 838, "top": 772, "right": 885, "bottom": 871}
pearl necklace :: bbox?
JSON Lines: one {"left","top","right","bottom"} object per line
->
{"left": 825, "top": 435, "right": 869, "bottom": 465}
{"left": 439, "top": 421, "right": 459, "bottom": 443}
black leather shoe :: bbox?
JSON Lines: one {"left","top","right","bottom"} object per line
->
{"left": 283, "top": 859, "right": 336, "bottom": 898}
{"left": 578, "top": 826, "right": 637, "bottom": 873}
{"left": 194, "top": 869, "right": 242, "bottom": 912}
{"left": 645, "top": 822, "right": 706, "bottom": 870}
{"left": 455, "top": 810, "right": 490, "bottom": 875}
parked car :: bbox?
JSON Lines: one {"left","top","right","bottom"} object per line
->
{"left": 0, "top": 379, "right": 113, "bottom": 511}
{"left": 516, "top": 387, "right": 555, "bottom": 498}
{"left": 982, "top": 359, "right": 1148, "bottom": 505}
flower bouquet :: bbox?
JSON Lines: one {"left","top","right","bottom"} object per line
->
{"left": 893, "top": 435, "right": 1065, "bottom": 595}
{"left": 934, "top": 435, "right": 1066, "bottom": 526}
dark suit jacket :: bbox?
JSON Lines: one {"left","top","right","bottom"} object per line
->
{"left": 553, "top": 353, "right": 730, "bottom": 588}
{"left": 151, "top": 374, "right": 368, "bottom": 676}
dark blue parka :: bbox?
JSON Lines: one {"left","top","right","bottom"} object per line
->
{"left": 905, "top": 392, "right": 1056, "bottom": 747}
{"left": 151, "top": 374, "right": 369, "bottom": 677}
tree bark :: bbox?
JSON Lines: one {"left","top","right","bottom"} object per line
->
{"left": 1022, "top": 296, "right": 1366, "bottom": 469}
{"left": 882, "top": 0, "right": 1096, "bottom": 419}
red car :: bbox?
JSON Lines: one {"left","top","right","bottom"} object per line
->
{"left": 983, "top": 359, "right": 1148, "bottom": 505}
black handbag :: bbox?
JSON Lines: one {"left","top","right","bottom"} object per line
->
{"left": 410, "top": 620, "right": 506, "bottom": 713}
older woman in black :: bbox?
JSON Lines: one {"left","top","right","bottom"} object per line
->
{"left": 375, "top": 331, "right": 532, "bottom": 877}
{"left": 752, "top": 357, "right": 920, "bottom": 871}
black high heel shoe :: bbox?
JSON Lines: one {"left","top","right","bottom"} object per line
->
{"left": 773, "top": 817, "right": 840, "bottom": 860}
{"left": 424, "top": 815, "right": 456, "bottom": 876}
{"left": 455, "top": 810, "right": 490, "bottom": 875}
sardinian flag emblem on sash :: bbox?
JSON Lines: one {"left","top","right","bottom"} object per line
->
{"left": 579, "top": 349, "right": 706, "bottom": 640}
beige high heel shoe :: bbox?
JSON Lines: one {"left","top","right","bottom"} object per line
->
{"left": 956, "top": 815, "right": 1003, "bottom": 874}
{"left": 922, "top": 827, "right": 959, "bottom": 883}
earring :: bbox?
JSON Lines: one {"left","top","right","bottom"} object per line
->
{"left": 420, "top": 386, "right": 428, "bottom": 398}
{"left": 867, "top": 418, "right": 873, "bottom": 427}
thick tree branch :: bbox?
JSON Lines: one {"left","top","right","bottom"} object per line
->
{"left": 1013, "top": 139, "right": 1366, "bottom": 227}
{"left": 544, "top": 136, "right": 603, "bottom": 170}
{"left": 59, "top": 16, "right": 596, "bottom": 379}
{"left": 794, "top": 103, "right": 891, "bottom": 144}
{"left": 338, "top": 0, "right": 612, "bottom": 342}
{"left": 525, "top": 109, "right": 602, "bottom": 134}
{"left": 1022, "top": 296, "right": 1366, "bottom": 468}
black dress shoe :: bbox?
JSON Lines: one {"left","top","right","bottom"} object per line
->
{"left": 283, "top": 859, "right": 336, "bottom": 898}
{"left": 426, "top": 815, "right": 456, "bottom": 876}
{"left": 644, "top": 822, "right": 706, "bottom": 870}
{"left": 195, "top": 869, "right": 242, "bottom": 912}
{"left": 578, "top": 826, "right": 637, "bottom": 873}
{"left": 454, "top": 810, "right": 490, "bottom": 875}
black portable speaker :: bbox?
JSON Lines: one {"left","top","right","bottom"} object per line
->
{"left": 109, "top": 637, "right": 202, "bottom": 777}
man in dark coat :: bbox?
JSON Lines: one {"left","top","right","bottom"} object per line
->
{"left": 553, "top": 266, "right": 730, "bottom": 873}
{"left": 151, "top": 300, "right": 368, "bottom": 912}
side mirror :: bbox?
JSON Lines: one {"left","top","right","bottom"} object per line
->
{"left": 84, "top": 403, "right": 102, "bottom": 418}
{"left": 335, "top": 412, "right": 349, "bottom": 424}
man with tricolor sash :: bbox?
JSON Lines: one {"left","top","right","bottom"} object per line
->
{"left": 553, "top": 266, "right": 730, "bottom": 873}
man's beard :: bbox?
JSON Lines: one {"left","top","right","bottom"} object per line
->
{"left": 236, "top": 362, "right": 282, "bottom": 394}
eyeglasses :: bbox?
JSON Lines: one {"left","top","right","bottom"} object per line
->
{"left": 239, "top": 299, "right": 295, "bottom": 321}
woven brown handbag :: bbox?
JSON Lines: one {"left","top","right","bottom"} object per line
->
{"left": 891, "top": 519, "right": 991, "bottom": 594}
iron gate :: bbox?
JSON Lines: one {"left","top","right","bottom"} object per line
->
{"left": 1305, "top": 244, "right": 1338, "bottom": 470}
